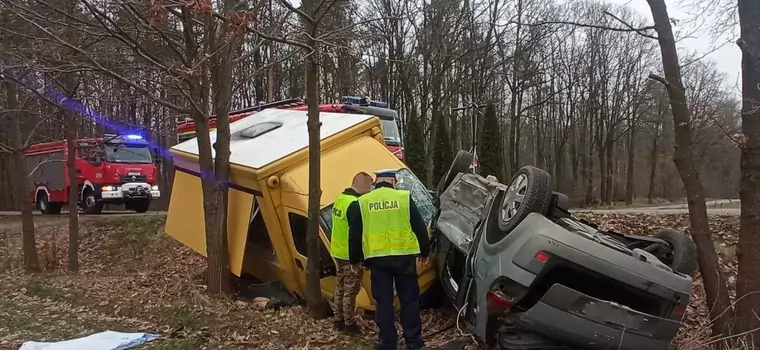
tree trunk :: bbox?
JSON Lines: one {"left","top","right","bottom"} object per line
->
{"left": 735, "top": 0, "right": 760, "bottom": 344}
{"left": 5, "top": 81, "right": 40, "bottom": 273}
{"left": 646, "top": 0, "right": 734, "bottom": 338}
{"left": 598, "top": 143, "right": 607, "bottom": 205}
{"left": 625, "top": 127, "right": 635, "bottom": 205}
{"left": 303, "top": 16, "right": 330, "bottom": 320}
{"left": 647, "top": 131, "right": 659, "bottom": 204}
{"left": 65, "top": 110, "right": 79, "bottom": 272}
{"left": 605, "top": 136, "right": 614, "bottom": 204}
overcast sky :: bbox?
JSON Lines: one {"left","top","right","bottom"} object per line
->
{"left": 603, "top": 0, "right": 741, "bottom": 93}
{"left": 285, "top": 0, "right": 740, "bottom": 93}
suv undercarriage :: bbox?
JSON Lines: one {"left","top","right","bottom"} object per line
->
{"left": 432, "top": 150, "right": 696, "bottom": 350}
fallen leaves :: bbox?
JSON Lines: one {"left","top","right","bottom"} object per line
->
{"left": 0, "top": 213, "right": 745, "bottom": 349}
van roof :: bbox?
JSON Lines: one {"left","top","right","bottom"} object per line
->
{"left": 171, "top": 108, "right": 374, "bottom": 169}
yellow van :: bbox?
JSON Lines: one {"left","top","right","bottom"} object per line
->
{"left": 165, "top": 109, "right": 438, "bottom": 311}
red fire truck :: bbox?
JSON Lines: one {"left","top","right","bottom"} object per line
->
{"left": 176, "top": 96, "right": 405, "bottom": 160}
{"left": 25, "top": 134, "right": 161, "bottom": 215}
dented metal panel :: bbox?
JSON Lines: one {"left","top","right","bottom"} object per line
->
{"left": 435, "top": 173, "right": 503, "bottom": 252}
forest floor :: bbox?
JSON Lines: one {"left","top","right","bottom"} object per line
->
{"left": 0, "top": 213, "right": 742, "bottom": 349}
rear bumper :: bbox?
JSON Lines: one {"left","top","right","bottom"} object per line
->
{"left": 516, "top": 284, "right": 678, "bottom": 350}
{"left": 507, "top": 214, "right": 693, "bottom": 301}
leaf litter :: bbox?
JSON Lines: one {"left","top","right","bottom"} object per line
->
{"left": 0, "top": 213, "right": 742, "bottom": 349}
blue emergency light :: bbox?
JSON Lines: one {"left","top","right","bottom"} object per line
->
{"left": 125, "top": 134, "right": 143, "bottom": 140}
{"left": 341, "top": 96, "right": 389, "bottom": 109}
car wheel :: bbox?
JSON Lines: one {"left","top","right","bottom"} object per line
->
{"left": 133, "top": 199, "right": 150, "bottom": 213}
{"left": 435, "top": 150, "right": 473, "bottom": 197}
{"left": 82, "top": 189, "right": 103, "bottom": 215}
{"left": 497, "top": 166, "right": 552, "bottom": 233}
{"left": 653, "top": 229, "right": 697, "bottom": 277}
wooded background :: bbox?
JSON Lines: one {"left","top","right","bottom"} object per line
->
{"left": 0, "top": 0, "right": 741, "bottom": 211}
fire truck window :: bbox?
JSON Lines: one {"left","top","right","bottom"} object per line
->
{"left": 288, "top": 213, "right": 309, "bottom": 257}
{"left": 246, "top": 199, "right": 277, "bottom": 263}
{"left": 77, "top": 145, "right": 104, "bottom": 159}
{"left": 105, "top": 145, "right": 153, "bottom": 164}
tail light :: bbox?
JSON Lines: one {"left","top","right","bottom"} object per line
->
{"left": 486, "top": 277, "right": 528, "bottom": 315}
{"left": 487, "top": 290, "right": 514, "bottom": 314}
{"left": 672, "top": 304, "right": 685, "bottom": 318}
{"left": 534, "top": 251, "right": 550, "bottom": 263}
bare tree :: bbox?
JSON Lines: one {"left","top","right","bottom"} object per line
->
{"left": 645, "top": 0, "right": 734, "bottom": 337}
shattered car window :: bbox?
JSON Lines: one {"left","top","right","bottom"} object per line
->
{"left": 319, "top": 206, "right": 333, "bottom": 238}
{"left": 395, "top": 168, "right": 435, "bottom": 225}
{"left": 320, "top": 169, "right": 434, "bottom": 236}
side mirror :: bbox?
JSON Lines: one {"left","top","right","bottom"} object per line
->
{"left": 85, "top": 156, "right": 102, "bottom": 166}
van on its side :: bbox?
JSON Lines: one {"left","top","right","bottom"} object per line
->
{"left": 165, "top": 108, "right": 437, "bottom": 311}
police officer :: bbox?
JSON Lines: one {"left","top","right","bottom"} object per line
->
{"left": 331, "top": 172, "right": 374, "bottom": 335}
{"left": 348, "top": 169, "right": 431, "bottom": 350}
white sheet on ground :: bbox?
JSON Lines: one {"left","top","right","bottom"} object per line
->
{"left": 19, "top": 331, "right": 159, "bottom": 350}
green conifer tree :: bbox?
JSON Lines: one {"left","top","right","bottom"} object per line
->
{"left": 478, "top": 102, "right": 504, "bottom": 180}
{"left": 404, "top": 113, "right": 427, "bottom": 182}
{"left": 432, "top": 114, "right": 453, "bottom": 186}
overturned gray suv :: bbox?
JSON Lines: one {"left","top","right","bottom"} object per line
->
{"left": 432, "top": 150, "right": 697, "bottom": 350}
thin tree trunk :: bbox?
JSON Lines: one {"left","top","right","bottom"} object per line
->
{"left": 646, "top": 0, "right": 734, "bottom": 338}
{"left": 625, "top": 127, "right": 635, "bottom": 205}
{"left": 303, "top": 13, "right": 330, "bottom": 319}
{"left": 6, "top": 81, "right": 39, "bottom": 272}
{"left": 735, "top": 0, "right": 760, "bottom": 344}
{"left": 605, "top": 136, "right": 614, "bottom": 204}
{"left": 65, "top": 109, "right": 79, "bottom": 272}
{"left": 647, "top": 130, "right": 659, "bottom": 204}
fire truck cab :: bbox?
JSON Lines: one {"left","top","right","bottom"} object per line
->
{"left": 25, "top": 133, "right": 161, "bottom": 215}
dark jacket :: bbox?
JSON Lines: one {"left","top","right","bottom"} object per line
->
{"left": 347, "top": 181, "right": 430, "bottom": 264}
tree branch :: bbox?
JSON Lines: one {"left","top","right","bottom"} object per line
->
{"left": 13, "top": 12, "right": 191, "bottom": 113}
{"left": 648, "top": 73, "right": 670, "bottom": 87}
{"left": 602, "top": 11, "right": 658, "bottom": 40}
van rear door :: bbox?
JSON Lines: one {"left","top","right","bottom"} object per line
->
{"left": 165, "top": 170, "right": 252, "bottom": 276}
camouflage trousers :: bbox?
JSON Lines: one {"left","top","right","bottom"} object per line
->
{"left": 333, "top": 259, "right": 364, "bottom": 325}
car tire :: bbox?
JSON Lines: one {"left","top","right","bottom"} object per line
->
{"left": 653, "top": 229, "right": 698, "bottom": 277}
{"left": 133, "top": 199, "right": 150, "bottom": 213}
{"left": 82, "top": 189, "right": 103, "bottom": 215}
{"left": 435, "top": 150, "right": 473, "bottom": 197}
{"left": 497, "top": 166, "right": 553, "bottom": 233}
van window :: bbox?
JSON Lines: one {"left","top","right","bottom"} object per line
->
{"left": 247, "top": 199, "right": 277, "bottom": 262}
{"left": 319, "top": 205, "right": 333, "bottom": 238}
{"left": 289, "top": 213, "right": 309, "bottom": 256}
{"left": 288, "top": 212, "right": 337, "bottom": 277}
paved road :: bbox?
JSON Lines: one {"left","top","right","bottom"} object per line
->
{"left": 574, "top": 199, "right": 741, "bottom": 216}
{"left": 575, "top": 208, "right": 740, "bottom": 216}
